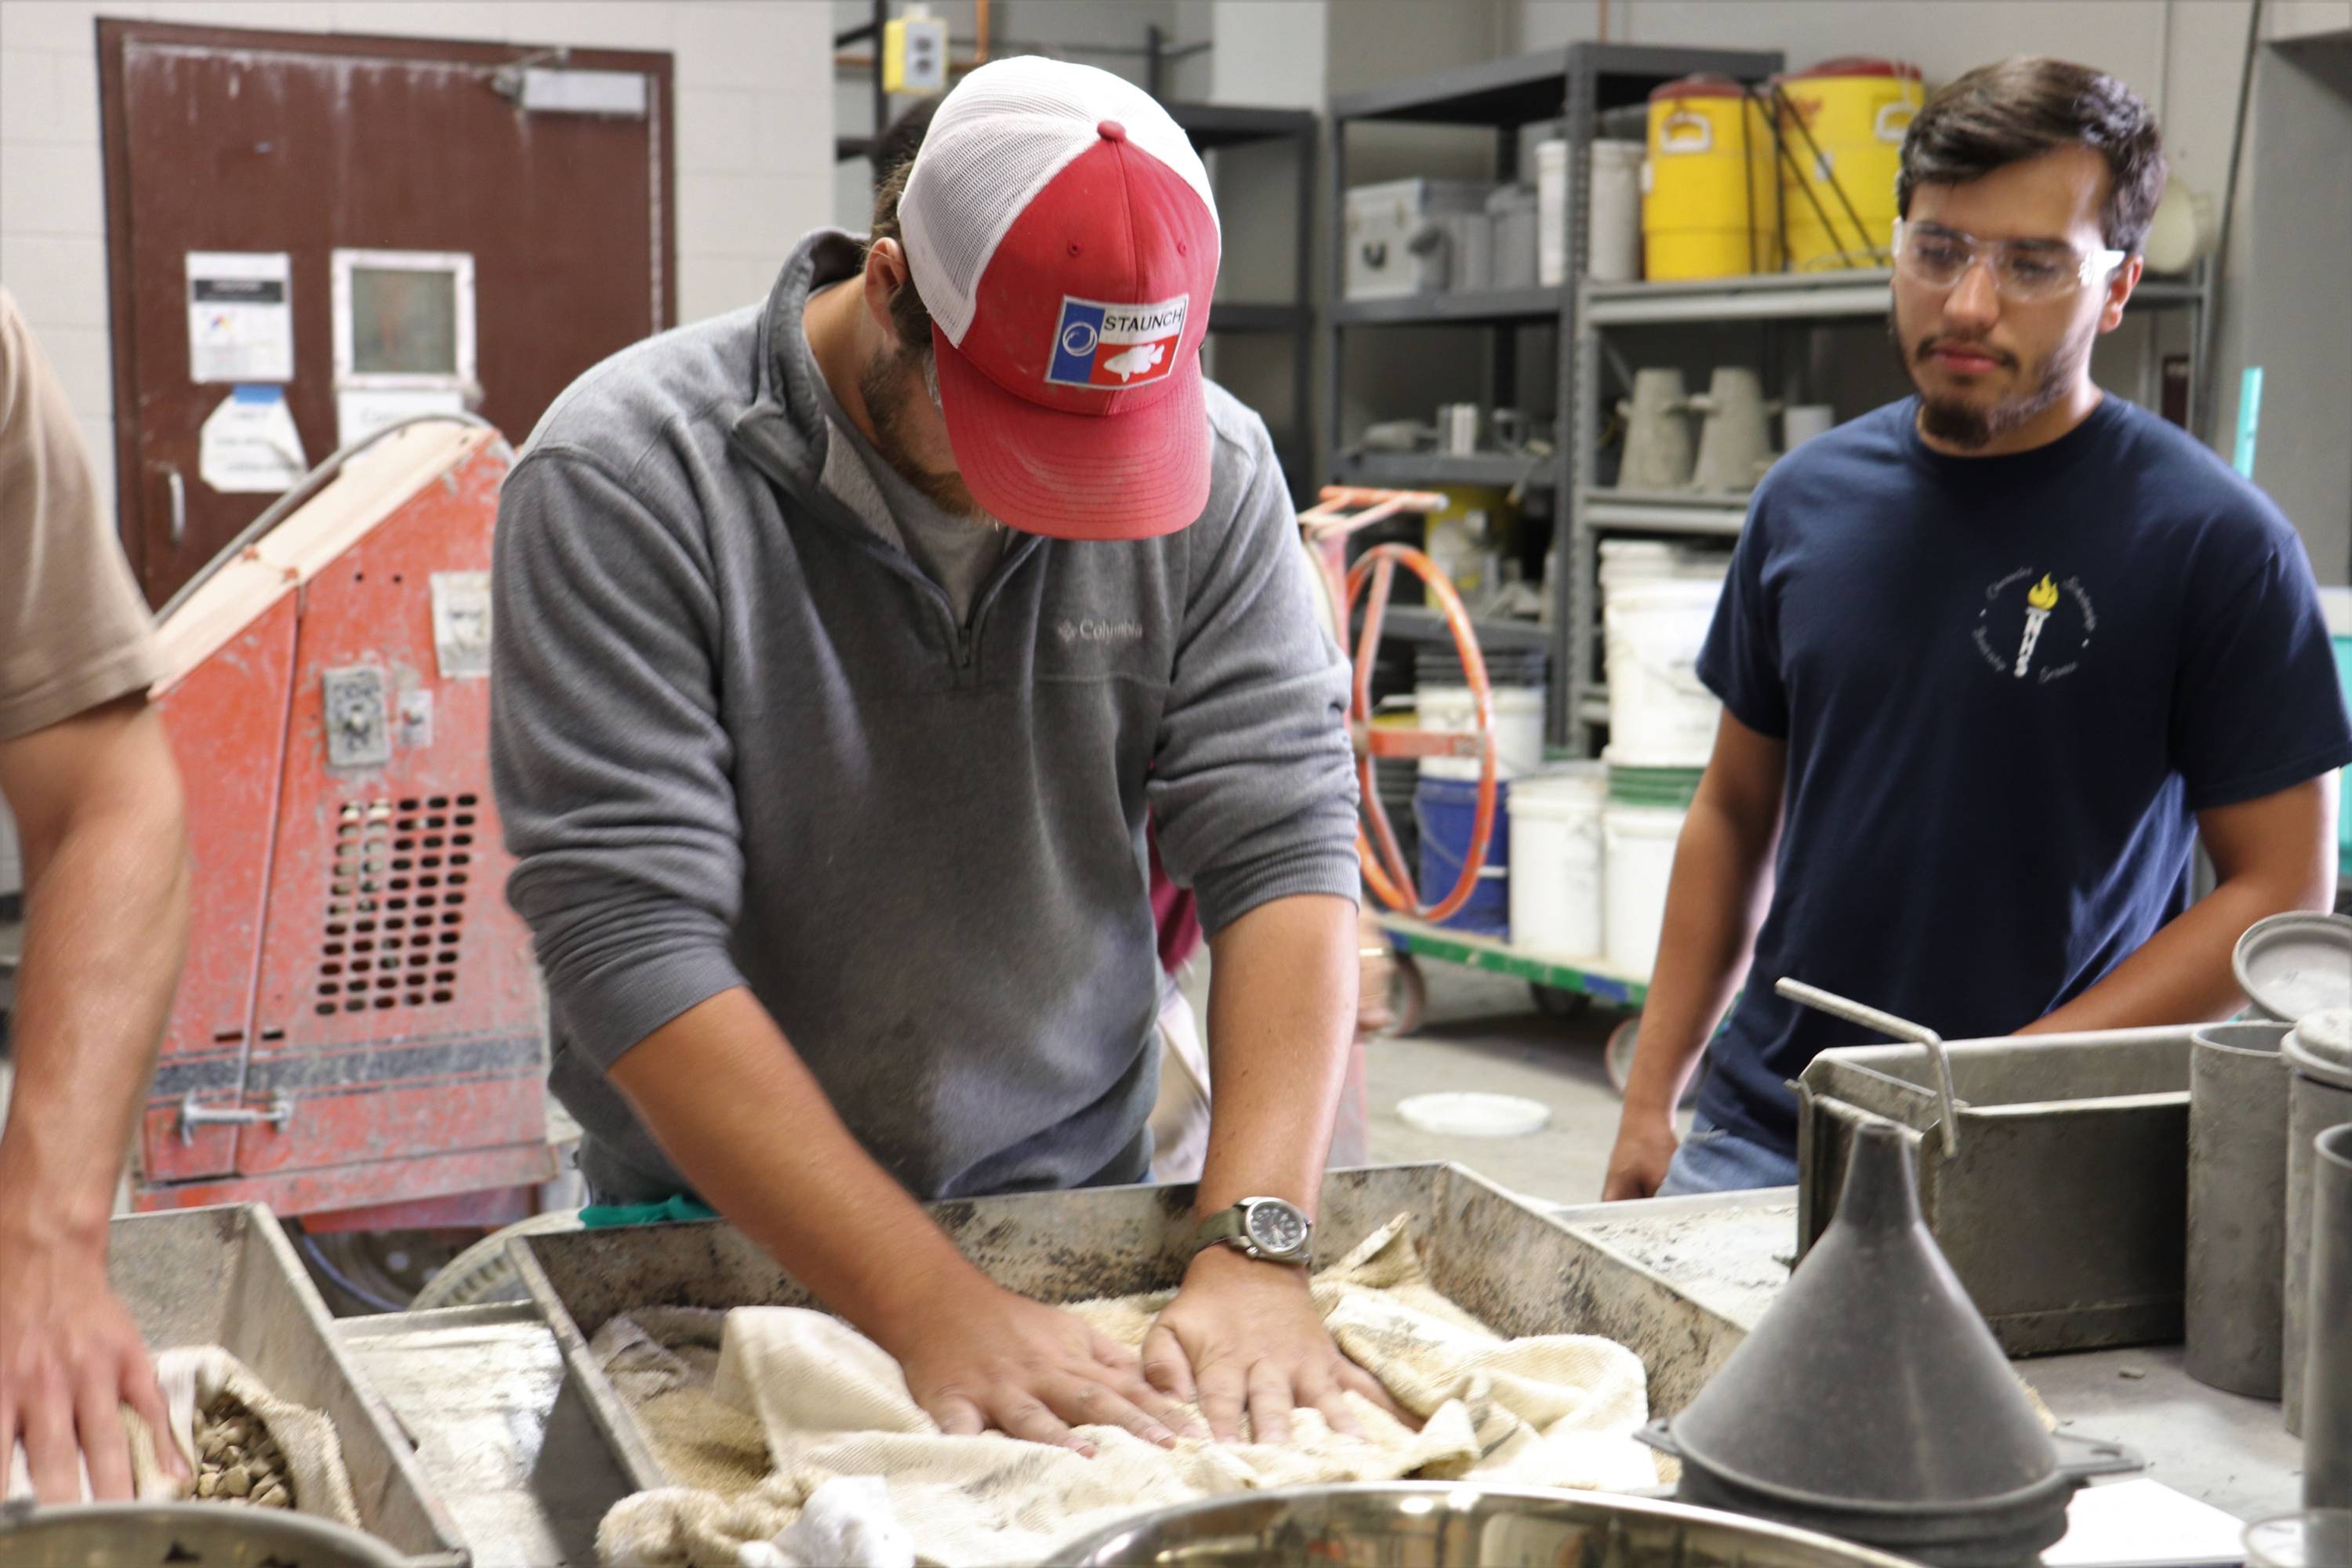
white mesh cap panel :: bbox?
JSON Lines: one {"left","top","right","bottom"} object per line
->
{"left": 901, "top": 56, "right": 1219, "bottom": 347}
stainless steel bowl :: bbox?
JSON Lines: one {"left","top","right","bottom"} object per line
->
{"left": 1050, "top": 1483, "right": 1926, "bottom": 1566}
{"left": 0, "top": 1502, "right": 412, "bottom": 1567}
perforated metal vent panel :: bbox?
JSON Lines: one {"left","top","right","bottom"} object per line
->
{"left": 316, "top": 794, "right": 479, "bottom": 1015}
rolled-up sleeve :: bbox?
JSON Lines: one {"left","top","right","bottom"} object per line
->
{"left": 0, "top": 289, "right": 162, "bottom": 740}
{"left": 1149, "top": 417, "right": 1359, "bottom": 932}
{"left": 490, "top": 449, "right": 748, "bottom": 1069}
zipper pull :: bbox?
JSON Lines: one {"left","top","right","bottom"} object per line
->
{"left": 957, "top": 623, "right": 975, "bottom": 668}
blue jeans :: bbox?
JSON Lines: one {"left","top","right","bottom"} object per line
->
{"left": 1657, "top": 1112, "right": 1799, "bottom": 1196}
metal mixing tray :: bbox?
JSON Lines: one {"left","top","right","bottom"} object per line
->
{"left": 1795, "top": 1025, "right": 2192, "bottom": 1356}
{"left": 510, "top": 1163, "right": 1755, "bottom": 1496}
{"left": 111, "top": 1204, "right": 468, "bottom": 1566}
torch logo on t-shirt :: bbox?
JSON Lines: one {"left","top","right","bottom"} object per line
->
{"left": 1974, "top": 568, "right": 2096, "bottom": 685}
{"left": 1046, "top": 295, "right": 1188, "bottom": 389}
{"left": 2015, "top": 575, "right": 2060, "bottom": 677}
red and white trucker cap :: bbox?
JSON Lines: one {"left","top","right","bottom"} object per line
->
{"left": 899, "top": 56, "right": 1221, "bottom": 540}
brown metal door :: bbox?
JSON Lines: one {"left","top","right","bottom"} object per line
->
{"left": 100, "top": 21, "right": 676, "bottom": 606}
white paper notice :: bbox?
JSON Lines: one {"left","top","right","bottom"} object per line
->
{"left": 187, "top": 252, "right": 293, "bottom": 383}
{"left": 335, "top": 385, "right": 464, "bottom": 450}
{"left": 198, "top": 385, "right": 307, "bottom": 493}
{"left": 430, "top": 572, "right": 492, "bottom": 679}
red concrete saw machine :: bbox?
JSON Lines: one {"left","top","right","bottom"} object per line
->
{"left": 134, "top": 419, "right": 551, "bottom": 1229}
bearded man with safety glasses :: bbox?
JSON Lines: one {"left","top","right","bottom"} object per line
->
{"left": 1603, "top": 56, "right": 2352, "bottom": 1200}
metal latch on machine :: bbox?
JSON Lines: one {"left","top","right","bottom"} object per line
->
{"left": 397, "top": 687, "right": 434, "bottom": 750}
{"left": 178, "top": 1091, "right": 296, "bottom": 1145}
{"left": 322, "top": 665, "right": 392, "bottom": 768}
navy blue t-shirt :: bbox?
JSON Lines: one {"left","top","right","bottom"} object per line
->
{"left": 1695, "top": 393, "right": 2352, "bottom": 1152}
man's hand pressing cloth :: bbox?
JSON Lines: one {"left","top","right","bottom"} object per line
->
{"left": 1141, "top": 1245, "right": 1416, "bottom": 1444}
{"left": 880, "top": 1278, "right": 1203, "bottom": 1455}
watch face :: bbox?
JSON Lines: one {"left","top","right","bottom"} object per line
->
{"left": 1245, "top": 1201, "right": 1309, "bottom": 1256}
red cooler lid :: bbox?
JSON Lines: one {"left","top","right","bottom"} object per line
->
{"left": 1650, "top": 74, "right": 1751, "bottom": 101}
{"left": 1775, "top": 56, "right": 1924, "bottom": 84}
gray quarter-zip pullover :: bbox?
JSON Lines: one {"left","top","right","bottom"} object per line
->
{"left": 489, "top": 230, "right": 1357, "bottom": 1203}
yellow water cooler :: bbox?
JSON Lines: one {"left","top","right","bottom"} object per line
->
{"left": 1642, "top": 75, "right": 1780, "bottom": 280}
{"left": 1773, "top": 57, "right": 1924, "bottom": 271}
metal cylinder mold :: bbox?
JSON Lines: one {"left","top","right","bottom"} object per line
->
{"left": 2307, "top": 1123, "right": 2352, "bottom": 1509}
{"left": 2286, "top": 1011, "right": 2352, "bottom": 1436}
{"left": 2187, "top": 1022, "right": 2293, "bottom": 1397}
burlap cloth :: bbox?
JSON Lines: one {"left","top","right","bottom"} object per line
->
{"left": 597, "top": 1215, "right": 1664, "bottom": 1566}
{"left": 5, "top": 1344, "right": 362, "bottom": 1529}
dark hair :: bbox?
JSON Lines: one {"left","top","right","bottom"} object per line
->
{"left": 867, "top": 99, "right": 938, "bottom": 353}
{"left": 1896, "top": 57, "right": 2166, "bottom": 255}
{"left": 869, "top": 95, "right": 939, "bottom": 182}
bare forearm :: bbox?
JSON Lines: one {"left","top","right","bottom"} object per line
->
{"left": 605, "top": 989, "right": 978, "bottom": 1347}
{"left": 1621, "top": 800, "right": 1775, "bottom": 1116}
{"left": 1197, "top": 893, "right": 1357, "bottom": 1221}
{"left": 2025, "top": 875, "right": 2329, "bottom": 1034}
{"left": 2031, "top": 778, "right": 2339, "bottom": 1035}
{"left": 0, "top": 796, "right": 187, "bottom": 1243}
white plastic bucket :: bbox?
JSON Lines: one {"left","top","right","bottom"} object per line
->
{"left": 1604, "top": 579, "right": 1723, "bottom": 767}
{"left": 1599, "top": 539, "right": 1730, "bottom": 593}
{"left": 1416, "top": 684, "right": 1548, "bottom": 781}
{"left": 1604, "top": 802, "right": 1687, "bottom": 978}
{"left": 1586, "top": 141, "right": 1645, "bottom": 283}
{"left": 1510, "top": 764, "right": 1607, "bottom": 959}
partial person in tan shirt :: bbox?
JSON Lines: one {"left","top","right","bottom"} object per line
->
{"left": 0, "top": 287, "right": 192, "bottom": 1503}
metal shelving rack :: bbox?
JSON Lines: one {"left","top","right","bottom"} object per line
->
{"left": 1324, "top": 44, "right": 1784, "bottom": 740}
{"left": 1564, "top": 262, "right": 2216, "bottom": 750}
{"left": 1323, "top": 46, "right": 1781, "bottom": 1017}
{"left": 1169, "top": 102, "right": 1319, "bottom": 505}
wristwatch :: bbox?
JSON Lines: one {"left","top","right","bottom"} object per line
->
{"left": 1191, "top": 1196, "right": 1313, "bottom": 1266}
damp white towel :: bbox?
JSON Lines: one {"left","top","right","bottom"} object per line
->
{"left": 737, "top": 1475, "right": 912, "bottom": 1568}
{"left": 597, "top": 1216, "right": 1661, "bottom": 1567}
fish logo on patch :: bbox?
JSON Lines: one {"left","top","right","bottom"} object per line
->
{"left": 1046, "top": 295, "right": 1188, "bottom": 389}
{"left": 1103, "top": 341, "right": 1166, "bottom": 380}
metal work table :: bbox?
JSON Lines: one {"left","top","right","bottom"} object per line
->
{"left": 338, "top": 1303, "right": 622, "bottom": 1568}
{"left": 2027, "top": 1345, "right": 2302, "bottom": 1525}
{"left": 1539, "top": 1189, "right": 2306, "bottom": 1526}
{"left": 336, "top": 1185, "right": 2304, "bottom": 1566}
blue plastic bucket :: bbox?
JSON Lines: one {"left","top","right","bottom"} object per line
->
{"left": 1414, "top": 777, "right": 1511, "bottom": 935}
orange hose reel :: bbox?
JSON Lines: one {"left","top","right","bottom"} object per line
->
{"left": 1301, "top": 487, "right": 1500, "bottom": 926}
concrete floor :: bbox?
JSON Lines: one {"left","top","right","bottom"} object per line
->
{"left": 1174, "top": 950, "right": 1678, "bottom": 1210}
{"left": 1357, "top": 962, "right": 1658, "bottom": 1208}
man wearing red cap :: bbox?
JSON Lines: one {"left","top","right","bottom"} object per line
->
{"left": 492, "top": 59, "right": 1397, "bottom": 1453}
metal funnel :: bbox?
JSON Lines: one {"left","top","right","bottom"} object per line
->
{"left": 1641, "top": 1122, "right": 2140, "bottom": 1566}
